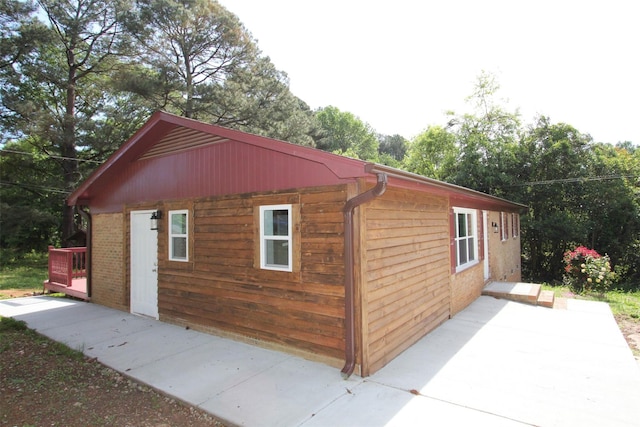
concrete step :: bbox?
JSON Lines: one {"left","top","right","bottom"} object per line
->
{"left": 483, "top": 282, "right": 565, "bottom": 309}
{"left": 537, "top": 290, "right": 555, "bottom": 308}
{"left": 482, "top": 282, "right": 541, "bottom": 305}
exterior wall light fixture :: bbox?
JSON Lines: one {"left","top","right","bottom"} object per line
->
{"left": 150, "top": 210, "right": 162, "bottom": 231}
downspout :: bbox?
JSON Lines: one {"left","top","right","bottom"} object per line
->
{"left": 78, "top": 205, "right": 92, "bottom": 299}
{"left": 342, "top": 172, "right": 387, "bottom": 379}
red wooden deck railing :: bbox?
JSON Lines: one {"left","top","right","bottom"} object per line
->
{"left": 47, "top": 246, "right": 87, "bottom": 286}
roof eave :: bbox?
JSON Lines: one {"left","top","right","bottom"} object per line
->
{"left": 366, "top": 163, "right": 528, "bottom": 211}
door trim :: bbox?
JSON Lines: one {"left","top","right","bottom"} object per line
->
{"left": 130, "top": 210, "right": 159, "bottom": 319}
{"left": 483, "top": 210, "right": 490, "bottom": 281}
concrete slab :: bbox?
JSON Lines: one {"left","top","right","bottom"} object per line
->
{"left": 129, "top": 338, "right": 292, "bottom": 406}
{"left": 369, "top": 297, "right": 640, "bottom": 427}
{"left": 2, "top": 295, "right": 640, "bottom": 427}
{"left": 83, "top": 322, "right": 215, "bottom": 371}
{"left": 302, "top": 381, "right": 527, "bottom": 427}
{"left": 200, "top": 357, "right": 361, "bottom": 427}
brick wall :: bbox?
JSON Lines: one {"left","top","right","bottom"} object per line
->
{"left": 449, "top": 210, "right": 522, "bottom": 316}
{"left": 92, "top": 213, "right": 127, "bottom": 311}
{"left": 488, "top": 211, "right": 522, "bottom": 283}
{"left": 450, "top": 263, "right": 484, "bottom": 315}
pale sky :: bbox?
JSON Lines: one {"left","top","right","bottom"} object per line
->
{"left": 218, "top": 0, "right": 639, "bottom": 144}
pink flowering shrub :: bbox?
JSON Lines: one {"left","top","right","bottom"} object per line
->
{"left": 563, "top": 246, "right": 615, "bottom": 293}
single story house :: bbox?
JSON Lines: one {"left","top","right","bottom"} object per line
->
{"left": 66, "top": 111, "right": 525, "bottom": 377}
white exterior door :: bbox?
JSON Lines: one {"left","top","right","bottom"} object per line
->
{"left": 483, "top": 210, "right": 490, "bottom": 281}
{"left": 130, "top": 210, "right": 159, "bottom": 319}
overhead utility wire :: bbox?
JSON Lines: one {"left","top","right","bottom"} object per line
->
{"left": 0, "top": 149, "right": 102, "bottom": 164}
{"left": 0, "top": 180, "right": 70, "bottom": 195}
{"left": 508, "top": 175, "right": 638, "bottom": 187}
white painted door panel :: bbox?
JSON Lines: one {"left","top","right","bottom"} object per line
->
{"left": 130, "top": 210, "right": 158, "bottom": 319}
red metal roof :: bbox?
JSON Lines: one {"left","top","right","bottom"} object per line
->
{"left": 67, "top": 111, "right": 526, "bottom": 213}
{"left": 67, "top": 112, "right": 372, "bottom": 212}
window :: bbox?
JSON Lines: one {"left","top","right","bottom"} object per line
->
{"left": 511, "top": 213, "right": 520, "bottom": 238}
{"left": 259, "top": 205, "right": 292, "bottom": 271}
{"left": 501, "top": 212, "right": 509, "bottom": 241}
{"left": 454, "top": 208, "right": 478, "bottom": 271}
{"left": 169, "top": 210, "right": 188, "bottom": 261}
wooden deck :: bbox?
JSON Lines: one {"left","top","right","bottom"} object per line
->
{"left": 44, "top": 278, "right": 89, "bottom": 301}
{"left": 43, "top": 246, "right": 89, "bottom": 301}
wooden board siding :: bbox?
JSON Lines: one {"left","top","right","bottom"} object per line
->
{"left": 362, "top": 188, "right": 451, "bottom": 375}
{"left": 156, "top": 185, "right": 348, "bottom": 363}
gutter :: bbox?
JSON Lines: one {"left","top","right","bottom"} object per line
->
{"left": 77, "top": 205, "right": 92, "bottom": 299}
{"left": 342, "top": 172, "right": 387, "bottom": 379}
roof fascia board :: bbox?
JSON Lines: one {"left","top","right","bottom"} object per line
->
{"left": 67, "top": 111, "right": 174, "bottom": 206}
{"left": 367, "top": 163, "right": 528, "bottom": 211}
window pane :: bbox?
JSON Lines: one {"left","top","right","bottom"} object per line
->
{"left": 467, "top": 236, "right": 475, "bottom": 261}
{"left": 457, "top": 213, "right": 467, "bottom": 238}
{"left": 171, "top": 213, "right": 187, "bottom": 234}
{"left": 172, "top": 237, "right": 187, "bottom": 259}
{"left": 466, "top": 213, "right": 474, "bottom": 236}
{"left": 263, "top": 209, "right": 289, "bottom": 236}
{"left": 458, "top": 239, "right": 468, "bottom": 265}
{"left": 266, "top": 239, "right": 289, "bottom": 267}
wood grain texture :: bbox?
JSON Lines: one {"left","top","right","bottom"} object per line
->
{"left": 361, "top": 188, "right": 451, "bottom": 375}
{"left": 157, "top": 185, "right": 348, "bottom": 360}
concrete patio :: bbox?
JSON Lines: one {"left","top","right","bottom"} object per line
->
{"left": 1, "top": 295, "right": 639, "bottom": 426}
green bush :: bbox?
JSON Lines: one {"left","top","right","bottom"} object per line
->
{"left": 563, "top": 246, "right": 616, "bottom": 293}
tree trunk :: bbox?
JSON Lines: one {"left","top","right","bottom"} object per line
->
{"left": 61, "top": 55, "right": 78, "bottom": 246}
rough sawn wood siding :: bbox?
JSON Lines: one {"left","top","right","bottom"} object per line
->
{"left": 156, "top": 185, "right": 348, "bottom": 364}
{"left": 362, "top": 188, "right": 451, "bottom": 375}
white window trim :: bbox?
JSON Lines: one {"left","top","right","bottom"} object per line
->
{"left": 454, "top": 207, "right": 479, "bottom": 272}
{"left": 168, "top": 209, "right": 189, "bottom": 262}
{"left": 511, "top": 213, "right": 520, "bottom": 238}
{"left": 259, "top": 204, "right": 293, "bottom": 272}
{"left": 500, "top": 212, "right": 509, "bottom": 242}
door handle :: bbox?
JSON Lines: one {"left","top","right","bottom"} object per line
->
{"left": 152, "top": 268, "right": 157, "bottom": 272}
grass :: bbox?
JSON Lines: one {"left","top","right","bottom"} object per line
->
{"left": 600, "top": 290, "right": 640, "bottom": 318}
{"left": 541, "top": 283, "right": 640, "bottom": 318}
{"left": 0, "top": 251, "right": 48, "bottom": 299}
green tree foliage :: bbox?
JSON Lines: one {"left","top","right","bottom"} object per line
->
{"left": 512, "top": 117, "right": 595, "bottom": 281}
{"left": 315, "top": 106, "right": 379, "bottom": 161}
{"left": 121, "top": 0, "right": 316, "bottom": 145}
{"left": 378, "top": 134, "right": 408, "bottom": 167}
{"left": 1, "top": 0, "right": 133, "bottom": 243}
{"left": 445, "top": 71, "right": 520, "bottom": 196}
{"left": 582, "top": 143, "right": 640, "bottom": 287}
{"left": 0, "top": 139, "right": 65, "bottom": 253}
{"left": 121, "top": 0, "right": 255, "bottom": 120}
{"left": 0, "top": 0, "right": 48, "bottom": 70}
{"left": 1, "top": 0, "right": 318, "bottom": 254}
{"left": 403, "top": 126, "right": 457, "bottom": 180}
{"left": 405, "top": 71, "right": 640, "bottom": 288}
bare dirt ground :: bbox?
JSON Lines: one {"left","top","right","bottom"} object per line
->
{"left": 615, "top": 314, "right": 640, "bottom": 359}
{"left": 0, "top": 288, "right": 45, "bottom": 299}
{"left": 0, "top": 319, "right": 228, "bottom": 427}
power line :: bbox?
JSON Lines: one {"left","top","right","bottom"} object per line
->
{"left": 0, "top": 149, "right": 102, "bottom": 164}
{"left": 510, "top": 175, "right": 638, "bottom": 187}
{"left": 0, "top": 180, "right": 70, "bottom": 195}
